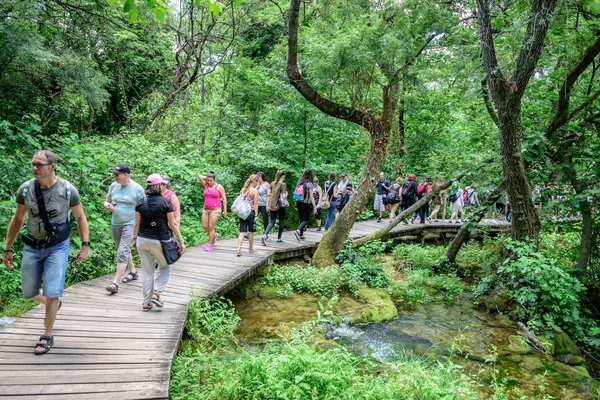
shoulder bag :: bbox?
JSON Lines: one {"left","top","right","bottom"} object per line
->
{"left": 232, "top": 191, "right": 252, "bottom": 219}
{"left": 144, "top": 197, "right": 182, "bottom": 265}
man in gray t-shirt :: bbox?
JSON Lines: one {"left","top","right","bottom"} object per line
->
{"left": 104, "top": 164, "right": 145, "bottom": 293}
{"left": 3, "top": 150, "right": 89, "bottom": 355}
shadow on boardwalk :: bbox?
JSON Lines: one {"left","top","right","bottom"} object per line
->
{"left": 0, "top": 219, "right": 509, "bottom": 399}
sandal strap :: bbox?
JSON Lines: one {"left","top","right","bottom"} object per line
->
{"left": 39, "top": 335, "right": 53, "bottom": 341}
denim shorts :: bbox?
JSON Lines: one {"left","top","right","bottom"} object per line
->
{"left": 20, "top": 239, "right": 70, "bottom": 299}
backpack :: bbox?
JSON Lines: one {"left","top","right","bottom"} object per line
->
{"left": 464, "top": 188, "right": 475, "bottom": 206}
{"left": 448, "top": 191, "right": 458, "bottom": 203}
{"left": 387, "top": 184, "right": 399, "bottom": 201}
{"left": 401, "top": 182, "right": 413, "bottom": 197}
{"left": 417, "top": 183, "right": 430, "bottom": 198}
{"left": 292, "top": 183, "right": 306, "bottom": 201}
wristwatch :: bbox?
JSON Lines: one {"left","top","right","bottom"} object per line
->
{"left": 81, "top": 242, "right": 90, "bottom": 247}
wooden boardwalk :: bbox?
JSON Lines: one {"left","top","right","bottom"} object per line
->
{"left": 0, "top": 219, "right": 508, "bottom": 399}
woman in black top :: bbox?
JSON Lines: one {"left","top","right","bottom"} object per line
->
{"left": 134, "top": 174, "right": 185, "bottom": 311}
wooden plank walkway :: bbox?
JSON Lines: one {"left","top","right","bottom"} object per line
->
{"left": 0, "top": 219, "right": 509, "bottom": 399}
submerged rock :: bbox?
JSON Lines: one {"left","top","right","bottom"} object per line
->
{"left": 355, "top": 287, "right": 398, "bottom": 323}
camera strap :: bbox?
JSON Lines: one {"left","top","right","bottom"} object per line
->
{"left": 33, "top": 179, "right": 54, "bottom": 240}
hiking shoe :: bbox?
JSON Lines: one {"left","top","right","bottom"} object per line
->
{"left": 299, "top": 235, "right": 306, "bottom": 240}
{"left": 377, "top": 217, "right": 381, "bottom": 222}
{"left": 261, "top": 235, "right": 267, "bottom": 246}
{"left": 316, "top": 227, "right": 321, "bottom": 231}
{"left": 294, "top": 230, "right": 301, "bottom": 241}
{"left": 427, "top": 217, "right": 432, "bottom": 223}
{"left": 277, "top": 239, "right": 285, "bottom": 243}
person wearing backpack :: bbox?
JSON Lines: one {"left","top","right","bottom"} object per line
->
{"left": 312, "top": 176, "right": 324, "bottom": 231}
{"left": 374, "top": 172, "right": 390, "bottom": 222}
{"left": 416, "top": 177, "right": 433, "bottom": 224}
{"left": 336, "top": 182, "right": 354, "bottom": 214}
{"left": 236, "top": 174, "right": 259, "bottom": 256}
{"left": 463, "top": 184, "right": 479, "bottom": 217}
{"left": 262, "top": 170, "right": 288, "bottom": 245}
{"left": 293, "top": 169, "right": 317, "bottom": 241}
{"left": 449, "top": 184, "right": 465, "bottom": 223}
{"left": 335, "top": 172, "right": 354, "bottom": 220}
{"left": 400, "top": 173, "right": 417, "bottom": 223}
{"left": 323, "top": 172, "right": 338, "bottom": 232}
{"left": 388, "top": 176, "right": 403, "bottom": 220}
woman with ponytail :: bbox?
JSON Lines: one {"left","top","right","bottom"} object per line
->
{"left": 262, "top": 170, "right": 288, "bottom": 245}
{"left": 236, "top": 174, "right": 259, "bottom": 256}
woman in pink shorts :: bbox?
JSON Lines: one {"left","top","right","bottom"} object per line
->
{"left": 199, "top": 171, "right": 227, "bottom": 251}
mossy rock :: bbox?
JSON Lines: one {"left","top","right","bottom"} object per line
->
{"left": 255, "top": 284, "right": 284, "bottom": 299}
{"left": 495, "top": 314, "right": 513, "bottom": 328}
{"left": 507, "top": 335, "right": 532, "bottom": 355}
{"left": 355, "top": 287, "right": 398, "bottom": 323}
{"left": 552, "top": 332, "right": 584, "bottom": 366}
{"left": 519, "top": 355, "right": 546, "bottom": 372}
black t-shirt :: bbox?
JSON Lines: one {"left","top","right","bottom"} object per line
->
{"left": 135, "top": 194, "right": 174, "bottom": 240}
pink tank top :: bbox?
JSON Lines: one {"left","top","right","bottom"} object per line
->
{"left": 204, "top": 184, "right": 221, "bottom": 210}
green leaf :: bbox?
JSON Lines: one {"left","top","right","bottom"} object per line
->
{"left": 128, "top": 8, "right": 139, "bottom": 23}
{"left": 107, "top": 0, "right": 118, "bottom": 5}
{"left": 123, "top": 0, "right": 134, "bottom": 12}
{"left": 234, "top": 0, "right": 243, "bottom": 6}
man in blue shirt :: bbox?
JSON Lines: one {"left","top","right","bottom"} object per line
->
{"left": 104, "top": 164, "right": 145, "bottom": 293}
{"left": 375, "top": 172, "right": 390, "bottom": 222}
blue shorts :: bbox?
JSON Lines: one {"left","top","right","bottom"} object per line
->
{"left": 20, "top": 239, "right": 70, "bottom": 299}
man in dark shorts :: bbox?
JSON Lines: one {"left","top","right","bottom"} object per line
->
{"left": 3, "top": 150, "right": 90, "bottom": 355}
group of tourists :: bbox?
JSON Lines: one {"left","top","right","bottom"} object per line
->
{"left": 102, "top": 164, "right": 185, "bottom": 314}
{"left": 373, "top": 172, "right": 487, "bottom": 224}
{"left": 2, "top": 151, "right": 186, "bottom": 355}
{"left": 197, "top": 168, "right": 357, "bottom": 255}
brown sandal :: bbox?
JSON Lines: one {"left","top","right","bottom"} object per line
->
{"left": 105, "top": 282, "right": 119, "bottom": 293}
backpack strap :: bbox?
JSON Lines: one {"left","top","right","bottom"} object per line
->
{"left": 65, "top": 182, "right": 72, "bottom": 222}
{"left": 33, "top": 179, "right": 53, "bottom": 239}
{"left": 22, "top": 180, "right": 31, "bottom": 198}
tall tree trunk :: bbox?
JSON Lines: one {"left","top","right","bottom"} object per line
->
{"left": 497, "top": 108, "right": 541, "bottom": 240}
{"left": 313, "top": 123, "right": 391, "bottom": 266}
{"left": 563, "top": 161, "right": 594, "bottom": 271}
{"left": 446, "top": 185, "right": 504, "bottom": 263}
{"left": 476, "top": 0, "right": 557, "bottom": 242}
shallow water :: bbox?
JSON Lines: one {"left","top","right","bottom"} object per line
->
{"left": 232, "top": 291, "right": 598, "bottom": 398}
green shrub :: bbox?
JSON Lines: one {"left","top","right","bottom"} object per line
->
{"left": 490, "top": 239, "right": 600, "bottom": 350}
{"left": 262, "top": 264, "right": 342, "bottom": 297}
{"left": 391, "top": 269, "right": 464, "bottom": 306}
{"left": 392, "top": 243, "right": 445, "bottom": 270}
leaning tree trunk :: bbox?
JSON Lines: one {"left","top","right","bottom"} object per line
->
{"left": 446, "top": 185, "right": 504, "bottom": 263}
{"left": 563, "top": 162, "right": 594, "bottom": 271}
{"left": 312, "top": 121, "right": 394, "bottom": 267}
{"left": 497, "top": 107, "right": 541, "bottom": 241}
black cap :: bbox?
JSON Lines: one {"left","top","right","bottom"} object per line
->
{"left": 341, "top": 172, "right": 348, "bottom": 177}
{"left": 346, "top": 182, "right": 353, "bottom": 188}
{"left": 110, "top": 164, "right": 131, "bottom": 174}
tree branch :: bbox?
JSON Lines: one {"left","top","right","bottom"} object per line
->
{"left": 511, "top": 0, "right": 559, "bottom": 101}
{"left": 481, "top": 78, "right": 499, "bottom": 126}
{"left": 545, "top": 33, "right": 600, "bottom": 138}
{"left": 286, "top": 0, "right": 373, "bottom": 128}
